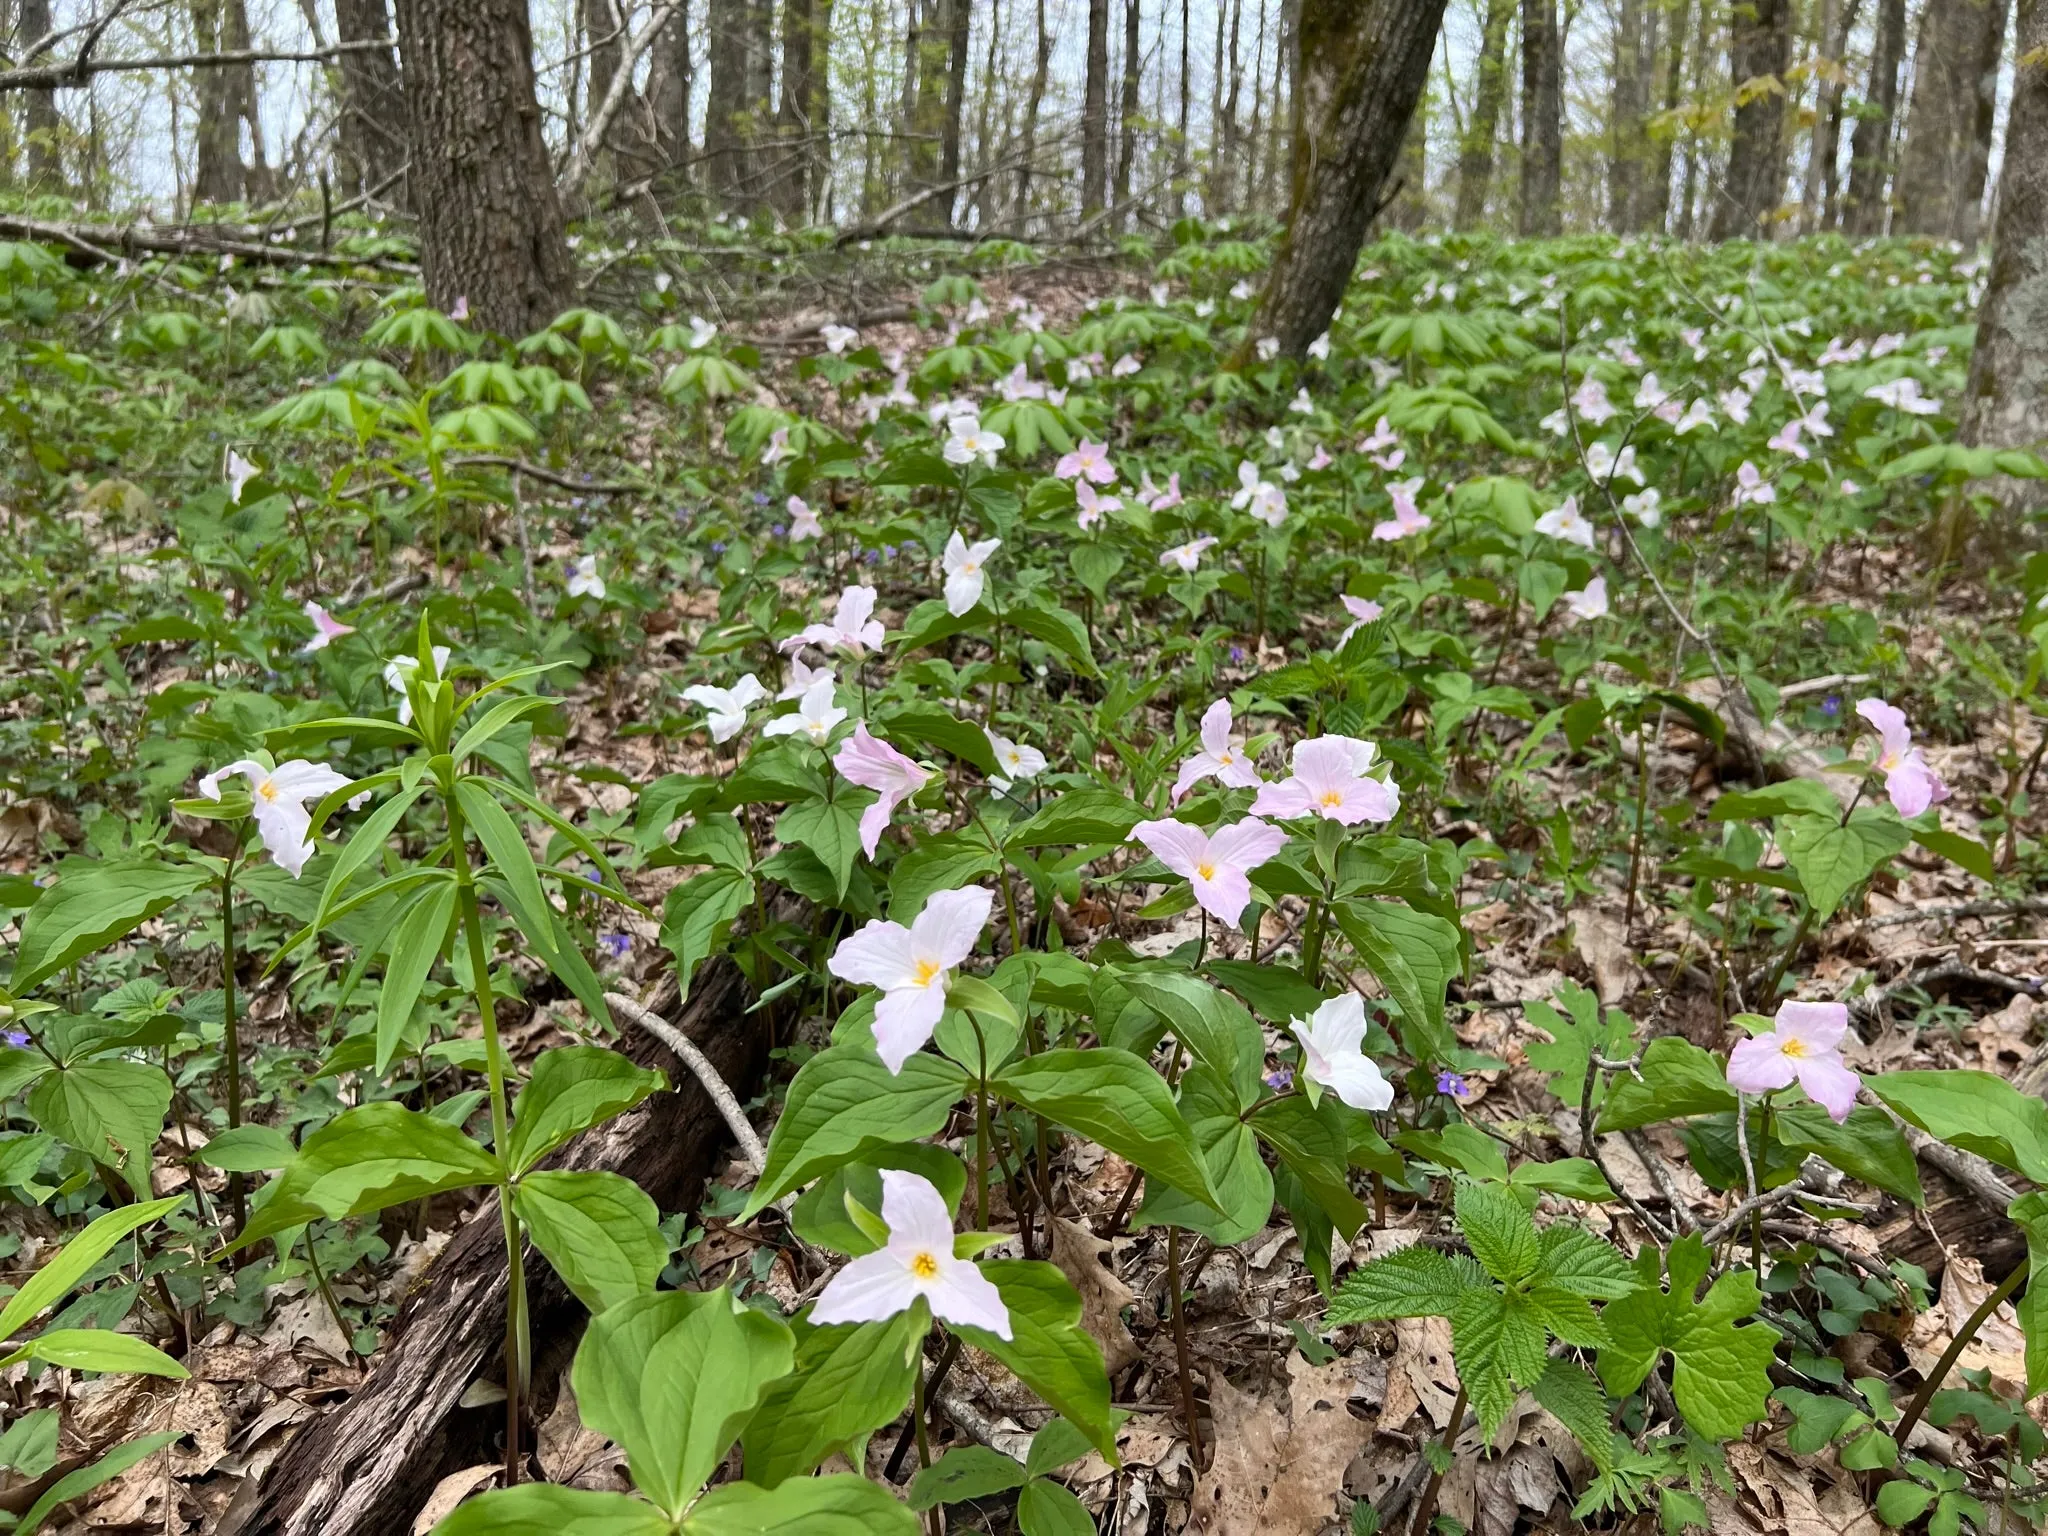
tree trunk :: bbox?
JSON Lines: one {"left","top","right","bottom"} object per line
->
{"left": 16, "top": 0, "right": 62, "bottom": 191}
{"left": 1957, "top": 0, "right": 2011, "bottom": 244}
{"left": 1012, "top": 0, "right": 1050, "bottom": 218}
{"left": 1518, "top": 0, "right": 1561, "bottom": 235}
{"left": 1175, "top": 0, "right": 1191, "bottom": 213}
{"left": 1895, "top": 0, "right": 1995, "bottom": 237}
{"left": 1646, "top": 0, "right": 1695, "bottom": 233}
{"left": 1114, "top": 0, "right": 1142, "bottom": 226}
{"left": 1246, "top": 0, "right": 1448, "bottom": 359}
{"left": 940, "top": 0, "right": 974, "bottom": 219}
{"left": 1842, "top": 0, "right": 1905, "bottom": 233}
{"left": 1212, "top": 0, "right": 1243, "bottom": 212}
{"left": 393, "top": 0, "right": 572, "bottom": 334}
{"left": 1453, "top": 0, "right": 1513, "bottom": 227}
{"left": 705, "top": 0, "right": 752, "bottom": 199}
{"left": 190, "top": 0, "right": 245, "bottom": 205}
{"left": 1608, "top": 0, "right": 1642, "bottom": 231}
{"left": 1710, "top": 0, "right": 1791, "bottom": 239}
{"left": 776, "top": 0, "right": 817, "bottom": 218}
{"left": 333, "top": 0, "right": 408, "bottom": 206}
{"left": 646, "top": 1, "right": 694, "bottom": 178}
{"left": 1082, "top": 0, "right": 1110, "bottom": 215}
{"left": 1811, "top": 0, "right": 1862, "bottom": 229}
{"left": 1958, "top": 0, "right": 2046, "bottom": 517}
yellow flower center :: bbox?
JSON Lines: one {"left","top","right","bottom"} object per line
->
{"left": 1320, "top": 789, "right": 1344, "bottom": 808}
{"left": 914, "top": 958, "right": 943, "bottom": 988}
{"left": 910, "top": 1251, "right": 940, "bottom": 1280}
{"left": 257, "top": 779, "right": 280, "bottom": 802}
{"left": 1780, "top": 1037, "right": 1808, "bottom": 1058}
{"left": 1196, "top": 861, "right": 1217, "bottom": 881}
{"left": 1218, "top": 752, "right": 1234, "bottom": 766}
{"left": 962, "top": 562, "right": 978, "bottom": 574}
{"left": 1879, "top": 750, "right": 1901, "bottom": 771}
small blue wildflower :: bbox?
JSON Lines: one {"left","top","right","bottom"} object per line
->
{"left": 711, "top": 540, "right": 727, "bottom": 554}
{"left": 1821, "top": 694, "right": 1842, "bottom": 718}
{"left": 770, "top": 522, "right": 787, "bottom": 537}
{"left": 1230, "top": 645, "right": 1246, "bottom": 664}
{"left": 597, "top": 932, "right": 632, "bottom": 959}
{"left": 1263, "top": 1065, "right": 1295, "bottom": 1093}
{"left": 883, "top": 544, "right": 898, "bottom": 559}
{"left": 752, "top": 492, "right": 771, "bottom": 506}
{"left": 863, "top": 548, "right": 880, "bottom": 565}
{"left": 2, "top": 1030, "right": 30, "bottom": 1049}
{"left": 1435, "top": 1069, "right": 1470, "bottom": 1099}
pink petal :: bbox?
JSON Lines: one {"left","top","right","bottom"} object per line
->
{"left": 828, "top": 920, "right": 919, "bottom": 990}
{"left": 1207, "top": 818, "right": 1287, "bottom": 874}
{"left": 1129, "top": 818, "right": 1210, "bottom": 882}
{"left": 1796, "top": 1054, "right": 1862, "bottom": 1124}
{"left": 1191, "top": 865, "right": 1253, "bottom": 927}
{"left": 1726, "top": 1035, "right": 1797, "bottom": 1096}
{"left": 857, "top": 794, "right": 896, "bottom": 859}
{"left": 1774, "top": 1001, "right": 1849, "bottom": 1052}
{"left": 1248, "top": 781, "right": 1316, "bottom": 820}
{"left": 1198, "top": 699, "right": 1233, "bottom": 756}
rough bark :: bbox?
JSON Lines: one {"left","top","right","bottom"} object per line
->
{"left": 775, "top": 0, "right": 817, "bottom": 217}
{"left": 1959, "top": 0, "right": 2047, "bottom": 516}
{"left": 1609, "top": 0, "right": 1643, "bottom": 231}
{"left": 190, "top": 0, "right": 244, "bottom": 205}
{"left": 1809, "top": 0, "right": 1862, "bottom": 230}
{"left": 940, "top": 0, "right": 974, "bottom": 218}
{"left": 1082, "top": 0, "right": 1110, "bottom": 214}
{"left": 1710, "top": 0, "right": 1791, "bottom": 240}
{"left": 16, "top": 0, "right": 61, "bottom": 190}
{"left": 1518, "top": 0, "right": 1561, "bottom": 236}
{"left": 1247, "top": 0, "right": 1448, "bottom": 359}
{"left": 1175, "top": 0, "right": 1191, "bottom": 212}
{"left": 1646, "top": 0, "right": 1695, "bottom": 234}
{"left": 1957, "top": 0, "right": 2011, "bottom": 245}
{"left": 1211, "top": 0, "right": 1243, "bottom": 212}
{"left": 215, "top": 960, "right": 769, "bottom": 1536}
{"left": 1896, "top": 0, "right": 1999, "bottom": 238}
{"left": 1452, "top": 0, "right": 1513, "bottom": 228}
{"left": 393, "top": 0, "right": 572, "bottom": 335}
{"left": 1114, "top": 0, "right": 1142, "bottom": 225}
{"left": 1012, "top": 0, "right": 1050, "bottom": 218}
{"left": 332, "top": 0, "right": 407, "bottom": 206}
{"left": 703, "top": 0, "right": 751, "bottom": 198}
{"left": 645, "top": 1, "right": 694, "bottom": 177}
{"left": 1842, "top": 0, "right": 1904, "bottom": 233}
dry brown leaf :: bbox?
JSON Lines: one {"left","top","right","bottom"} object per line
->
{"left": 1045, "top": 1217, "right": 1140, "bottom": 1376}
{"left": 1728, "top": 1442, "right": 1882, "bottom": 1535}
{"left": 1572, "top": 909, "right": 1642, "bottom": 1003}
{"left": 1382, "top": 1314, "right": 1458, "bottom": 1431}
{"left": 537, "top": 1381, "right": 625, "bottom": 1489}
{"left": 410, "top": 1464, "right": 500, "bottom": 1533}
{"left": 1185, "top": 1352, "right": 1373, "bottom": 1535}
{"left": 1905, "top": 1255, "right": 2032, "bottom": 1406}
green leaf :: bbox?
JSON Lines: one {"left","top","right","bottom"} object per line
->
{"left": 0, "top": 1195, "right": 182, "bottom": 1343}
{"left": 1451, "top": 1286, "right": 1551, "bottom": 1437}
{"left": 1328, "top": 1243, "right": 1487, "bottom": 1323}
{"left": 742, "top": 1312, "right": 924, "bottom": 1487}
{"left": 194, "top": 1124, "right": 297, "bottom": 1173}
{"left": 1134, "top": 1064, "right": 1273, "bottom": 1243}
{"left": 1774, "top": 1105, "right": 1922, "bottom": 1205}
{"left": 3, "top": 1328, "right": 190, "bottom": 1378}
{"left": 1017, "top": 1480, "right": 1096, "bottom": 1536}
{"left": 1510, "top": 1158, "right": 1616, "bottom": 1203}
{"left": 1530, "top": 1359, "right": 1616, "bottom": 1474}
{"left": 1007, "top": 791, "right": 1148, "bottom": 848}
{"left": 10, "top": 859, "right": 209, "bottom": 994}
{"left": 1868, "top": 1070, "right": 2048, "bottom": 1184}
{"left": 1536, "top": 1226, "right": 1635, "bottom": 1299}
{"left": 907, "top": 1446, "right": 1028, "bottom": 1509}
{"left": 661, "top": 868, "right": 756, "bottom": 996}
{"left": 428, "top": 1485, "right": 674, "bottom": 1536}
{"left": 375, "top": 877, "right": 457, "bottom": 1075}
{"left": 1839, "top": 1428, "right": 1897, "bottom": 1470}
{"left": 1069, "top": 543, "right": 1125, "bottom": 599}
{"left": 313, "top": 783, "right": 427, "bottom": 935}
{"left": 1248, "top": 1095, "right": 1371, "bottom": 1240}
{"left": 1597, "top": 1234, "right": 1776, "bottom": 1440}
{"left": 1330, "top": 899, "right": 1460, "bottom": 1065}
{"left": 235, "top": 1102, "right": 500, "bottom": 1251}
{"left": 1874, "top": 1481, "right": 1936, "bottom": 1527}
{"left": 1523, "top": 981, "right": 1635, "bottom": 1116}
{"left": 0, "top": 1406, "right": 59, "bottom": 1478}
{"left": 27, "top": 1058, "right": 173, "bottom": 1185}
{"left": 1779, "top": 807, "right": 1912, "bottom": 919}
{"left": 790, "top": 1147, "right": 968, "bottom": 1256}
{"left": 682, "top": 1474, "right": 921, "bottom": 1535}
{"left": 2008, "top": 1191, "right": 2048, "bottom": 1397}
{"left": 888, "top": 835, "right": 1002, "bottom": 922}
{"left": 995, "top": 1048, "right": 1223, "bottom": 1213}
{"left": 1597, "top": 1037, "right": 1737, "bottom": 1131}
{"left": 745, "top": 1048, "right": 971, "bottom": 1217}
{"left": 1456, "top": 1180, "right": 1540, "bottom": 1285}
{"left": 506, "top": 1045, "right": 666, "bottom": 1176}
{"left": 878, "top": 702, "right": 1003, "bottom": 775}
{"left": 1203, "top": 960, "right": 1330, "bottom": 1027}
{"left": 1772, "top": 1385, "right": 1865, "bottom": 1454}
{"left": 1116, "top": 969, "right": 1264, "bottom": 1109}
{"left": 1913, "top": 828, "right": 1995, "bottom": 882}
{"left": 17, "top": 1433, "right": 181, "bottom": 1536}
{"left": 514, "top": 1169, "right": 667, "bottom": 1313}
{"left": 1024, "top": 1417, "right": 1096, "bottom": 1478}
{"left": 950, "top": 1261, "right": 1116, "bottom": 1457}
{"left": 1005, "top": 598, "right": 1099, "bottom": 677}
{"left": 1709, "top": 781, "right": 1842, "bottom": 821}
{"left": 776, "top": 799, "right": 864, "bottom": 902}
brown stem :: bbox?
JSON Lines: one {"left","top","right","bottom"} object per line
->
{"left": 1098, "top": 1164, "right": 1144, "bottom": 1239}
{"left": 1894, "top": 1256, "right": 2028, "bottom": 1448}
{"left": 1167, "top": 1227, "right": 1205, "bottom": 1472}
{"left": 1409, "top": 1380, "right": 1469, "bottom": 1536}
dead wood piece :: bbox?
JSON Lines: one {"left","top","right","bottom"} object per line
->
{"left": 0, "top": 215, "right": 417, "bottom": 273}
{"left": 217, "top": 958, "right": 765, "bottom": 1536}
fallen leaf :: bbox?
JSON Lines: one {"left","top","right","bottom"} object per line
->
{"left": 1186, "top": 1351, "right": 1373, "bottom": 1535}
{"left": 411, "top": 1464, "right": 499, "bottom": 1533}
{"left": 1905, "top": 1255, "right": 2032, "bottom": 1407}
{"left": 1572, "top": 909, "right": 1642, "bottom": 1004}
{"left": 1046, "top": 1216, "right": 1141, "bottom": 1376}
{"left": 1382, "top": 1314, "right": 1458, "bottom": 1431}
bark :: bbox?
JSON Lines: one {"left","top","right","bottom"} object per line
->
{"left": 940, "top": 0, "right": 974, "bottom": 218}
{"left": 1082, "top": 0, "right": 1110, "bottom": 214}
{"left": 190, "top": 0, "right": 244, "bottom": 205}
{"left": 1843, "top": 0, "right": 1905, "bottom": 234}
{"left": 1958, "top": 0, "right": 2047, "bottom": 515}
{"left": 16, "top": 0, "right": 61, "bottom": 190}
{"left": 1810, "top": 0, "right": 1862, "bottom": 229}
{"left": 1710, "top": 0, "right": 1791, "bottom": 240}
{"left": 645, "top": 1, "right": 694, "bottom": 176}
{"left": 1247, "top": 0, "right": 1448, "bottom": 359}
{"left": 392, "top": 0, "right": 572, "bottom": 334}
{"left": 332, "top": 0, "right": 407, "bottom": 206}
{"left": 776, "top": 0, "right": 817, "bottom": 217}
{"left": 1608, "top": 0, "right": 1643, "bottom": 231}
{"left": 1012, "top": 0, "right": 1050, "bottom": 217}
{"left": 1646, "top": 0, "right": 1695, "bottom": 234}
{"left": 1518, "top": 0, "right": 1561, "bottom": 236}
{"left": 704, "top": 0, "right": 752, "bottom": 198}
{"left": 1114, "top": 0, "right": 1142, "bottom": 225}
{"left": 215, "top": 961, "right": 770, "bottom": 1536}
{"left": 1175, "top": 0, "right": 1191, "bottom": 213}
{"left": 1453, "top": 0, "right": 1514, "bottom": 227}
{"left": 1896, "top": 0, "right": 1999, "bottom": 238}
{"left": 1212, "top": 0, "right": 1243, "bottom": 212}
{"left": 1957, "top": 0, "right": 2011, "bottom": 245}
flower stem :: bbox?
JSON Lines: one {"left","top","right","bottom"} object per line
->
{"left": 1167, "top": 1226, "right": 1205, "bottom": 1472}
{"left": 1894, "top": 1256, "right": 2029, "bottom": 1449}
{"left": 1408, "top": 1380, "right": 1468, "bottom": 1536}
{"left": 219, "top": 859, "right": 248, "bottom": 1245}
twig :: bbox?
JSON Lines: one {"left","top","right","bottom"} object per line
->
{"left": 558, "top": 3, "right": 684, "bottom": 198}
{"left": 605, "top": 991, "right": 766, "bottom": 1173}
{"left": 447, "top": 455, "right": 649, "bottom": 495}
{"left": 0, "top": 37, "right": 400, "bottom": 92}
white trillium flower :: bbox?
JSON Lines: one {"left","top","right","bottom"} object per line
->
{"left": 1534, "top": 496, "right": 1596, "bottom": 550}
{"left": 1290, "top": 995, "right": 1394, "bottom": 1112}
{"left": 942, "top": 531, "right": 1000, "bottom": 616}
{"left": 828, "top": 887, "right": 994, "bottom": 1072}
{"left": 985, "top": 728, "right": 1047, "bottom": 795}
{"left": 1307, "top": 331, "right": 1332, "bottom": 361}
{"left": 779, "top": 655, "right": 836, "bottom": 701}
{"left": 810, "top": 1169, "right": 1013, "bottom": 1338}
{"left": 1256, "top": 336, "right": 1280, "bottom": 361}
{"left": 384, "top": 647, "right": 452, "bottom": 725}
{"left": 226, "top": 450, "right": 260, "bottom": 504}
{"left": 943, "top": 414, "right": 1005, "bottom": 467}
{"left": 565, "top": 555, "right": 606, "bottom": 599}
{"left": 762, "top": 675, "right": 847, "bottom": 745}
{"left": 1622, "top": 488, "right": 1662, "bottom": 528}
{"left": 681, "top": 674, "right": 768, "bottom": 743}
{"left": 687, "top": 315, "right": 717, "bottom": 349}
{"left": 820, "top": 323, "right": 860, "bottom": 354}
{"left": 1564, "top": 576, "right": 1610, "bottom": 620}
{"left": 199, "top": 759, "right": 354, "bottom": 879}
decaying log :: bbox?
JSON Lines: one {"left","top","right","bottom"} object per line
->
{"left": 0, "top": 214, "right": 418, "bottom": 273}
{"left": 216, "top": 957, "right": 767, "bottom": 1536}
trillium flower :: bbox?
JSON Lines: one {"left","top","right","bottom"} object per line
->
{"left": 1733, "top": 461, "right": 1776, "bottom": 506}
{"left": 1128, "top": 816, "right": 1287, "bottom": 927}
{"left": 1111, "top": 353, "right": 1142, "bottom": 378}
{"left": 1140, "top": 471, "right": 1183, "bottom": 511}
{"left": 1870, "top": 331, "right": 1905, "bottom": 358}
{"left": 1172, "top": 699, "right": 1263, "bottom": 802}
{"left": 687, "top": 315, "right": 717, "bottom": 349}
{"left": 1563, "top": 576, "right": 1609, "bottom": 620}
{"left": 762, "top": 675, "right": 847, "bottom": 745}
{"left": 926, "top": 394, "right": 978, "bottom": 426}
{"left": 1369, "top": 443, "right": 1406, "bottom": 472}
{"left": 1653, "top": 396, "right": 1685, "bottom": 425}
{"left": 384, "top": 646, "right": 452, "bottom": 725}
{"left": 1865, "top": 376, "right": 1940, "bottom": 415}
{"left": 1633, "top": 373, "right": 1669, "bottom": 411}
{"left": 682, "top": 674, "right": 768, "bottom": 744}
{"left": 1055, "top": 440, "right": 1117, "bottom": 485}
{"left": 821, "top": 323, "right": 860, "bottom": 354}
{"left": 300, "top": 600, "right": 355, "bottom": 653}
{"left": 1718, "top": 386, "right": 1753, "bottom": 425}
{"left": 779, "top": 655, "right": 836, "bottom": 701}
{"left": 1149, "top": 282, "right": 1170, "bottom": 306}
{"left": 810, "top": 1169, "right": 1012, "bottom": 1337}
{"left": 1074, "top": 480, "right": 1121, "bottom": 530}
{"left": 985, "top": 728, "right": 1047, "bottom": 794}
{"left": 761, "top": 427, "right": 792, "bottom": 466}
{"left": 1673, "top": 398, "right": 1716, "bottom": 435}
{"left": 1307, "top": 445, "right": 1333, "bottom": 471}
{"left": 835, "top": 724, "right": 933, "bottom": 857}
{"left": 226, "top": 450, "right": 260, "bottom": 503}
{"left": 783, "top": 584, "right": 886, "bottom": 657}
{"left": 1585, "top": 442, "right": 1643, "bottom": 486}
{"left": 1816, "top": 335, "right": 1866, "bottom": 366}
{"left": 1726, "top": 1000, "right": 1860, "bottom": 1123}
{"left": 1230, "top": 462, "right": 1286, "bottom": 526}
{"left": 1856, "top": 697, "right": 1950, "bottom": 817}
{"left": 1371, "top": 490, "right": 1430, "bottom": 542}
{"left": 1680, "top": 326, "right": 1707, "bottom": 360}
{"left": 1290, "top": 389, "right": 1314, "bottom": 415}
{"left": 942, "top": 531, "right": 1000, "bottom": 615}
{"left": 1229, "top": 280, "right": 1255, "bottom": 301}
{"left": 1799, "top": 401, "right": 1834, "bottom": 438}
{"left": 999, "top": 363, "right": 1044, "bottom": 402}
{"left": 1159, "top": 536, "right": 1217, "bottom": 572}
{"left": 1622, "top": 488, "right": 1662, "bottom": 528}
{"left": 1535, "top": 496, "right": 1597, "bottom": 549}
{"left": 827, "top": 888, "right": 993, "bottom": 1072}
{"left": 1766, "top": 418, "right": 1809, "bottom": 460}
{"left": 448, "top": 295, "right": 469, "bottom": 323}
{"left": 1357, "top": 417, "right": 1399, "bottom": 456}
{"left": 198, "top": 759, "right": 354, "bottom": 878}
{"left": 1291, "top": 995, "right": 1395, "bottom": 1112}
{"left": 788, "top": 495, "right": 823, "bottom": 540}
{"left": 1251, "top": 736, "right": 1400, "bottom": 825}
{"left": 1307, "top": 331, "right": 1332, "bottom": 360}
{"left": 565, "top": 555, "right": 606, "bottom": 598}
{"left": 1571, "top": 376, "right": 1616, "bottom": 425}
{"left": 1337, "top": 594, "right": 1384, "bottom": 645}
{"left": 943, "top": 414, "right": 1005, "bottom": 467}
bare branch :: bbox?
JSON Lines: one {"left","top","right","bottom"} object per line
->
{"left": 558, "top": 3, "right": 683, "bottom": 199}
{"left": 0, "top": 37, "right": 397, "bottom": 93}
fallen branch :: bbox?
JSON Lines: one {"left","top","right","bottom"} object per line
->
{"left": 0, "top": 214, "right": 417, "bottom": 273}
{"left": 0, "top": 38, "right": 398, "bottom": 92}
{"left": 606, "top": 989, "right": 765, "bottom": 1173}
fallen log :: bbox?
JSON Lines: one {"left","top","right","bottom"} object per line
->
{"left": 0, "top": 214, "right": 417, "bottom": 273}
{"left": 215, "top": 957, "right": 767, "bottom": 1536}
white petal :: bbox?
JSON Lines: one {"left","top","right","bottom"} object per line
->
{"left": 912, "top": 887, "right": 994, "bottom": 968}
{"left": 828, "top": 920, "right": 922, "bottom": 990}
{"left": 879, "top": 1169, "right": 956, "bottom": 1252}
{"left": 925, "top": 1256, "right": 1014, "bottom": 1339}
{"left": 873, "top": 983, "right": 947, "bottom": 1073}
{"left": 811, "top": 1250, "right": 914, "bottom": 1328}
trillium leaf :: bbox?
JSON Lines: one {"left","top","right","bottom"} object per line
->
{"left": 514, "top": 1169, "right": 667, "bottom": 1314}
{"left": 11, "top": 859, "right": 209, "bottom": 995}
{"left": 744, "top": 1048, "right": 971, "bottom": 1217}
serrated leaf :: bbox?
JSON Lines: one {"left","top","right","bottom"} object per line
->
{"left": 1328, "top": 1243, "right": 1487, "bottom": 1322}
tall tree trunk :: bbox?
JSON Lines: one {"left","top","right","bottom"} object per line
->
{"left": 1609, "top": 0, "right": 1642, "bottom": 230}
{"left": 777, "top": 0, "right": 818, "bottom": 218}
{"left": 1082, "top": 0, "right": 1110, "bottom": 214}
{"left": 646, "top": 1, "right": 694, "bottom": 179}
{"left": 1013, "top": 0, "right": 1050, "bottom": 218}
{"left": 1811, "top": 0, "right": 1862, "bottom": 229}
{"left": 1244, "top": 0, "right": 1266, "bottom": 212}
{"left": 334, "top": 0, "right": 409, "bottom": 206}
{"left": 1958, "top": 0, "right": 2047, "bottom": 518}
{"left": 1957, "top": 0, "right": 2010, "bottom": 244}
{"left": 1842, "top": 0, "right": 1905, "bottom": 233}
{"left": 1247, "top": 0, "right": 1448, "bottom": 358}
{"left": 1518, "top": 0, "right": 1561, "bottom": 235}
{"left": 16, "top": 0, "right": 62, "bottom": 191}
{"left": 1175, "top": 0, "right": 1191, "bottom": 213}
{"left": 392, "top": 0, "right": 572, "bottom": 334}
{"left": 705, "top": 0, "right": 751, "bottom": 200}
{"left": 940, "top": 0, "right": 973, "bottom": 218}
{"left": 1710, "top": 0, "right": 1791, "bottom": 239}
{"left": 1453, "top": 0, "right": 1514, "bottom": 227}
{"left": 1895, "top": 0, "right": 1996, "bottom": 237}
{"left": 190, "top": 0, "right": 245, "bottom": 205}
{"left": 1646, "top": 0, "right": 1695, "bottom": 233}
{"left": 1114, "top": 0, "right": 1142, "bottom": 225}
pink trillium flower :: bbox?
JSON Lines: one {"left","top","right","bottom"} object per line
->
{"left": 1865, "top": 377, "right": 1941, "bottom": 416}
{"left": 1571, "top": 376, "right": 1616, "bottom": 425}
{"left": 1733, "top": 461, "right": 1776, "bottom": 506}
{"left": 1372, "top": 489, "right": 1431, "bottom": 543}
{"left": 1338, "top": 594, "right": 1384, "bottom": 645}
{"left": 1308, "top": 445, "right": 1333, "bottom": 471}
{"left": 1160, "top": 536, "right": 1218, "bottom": 572}
{"left": 1855, "top": 698, "right": 1950, "bottom": 817}
{"left": 300, "top": 600, "right": 355, "bottom": 653}
{"left": 760, "top": 427, "right": 792, "bottom": 466}
{"left": 1357, "top": 417, "right": 1399, "bottom": 456}
{"left": 788, "top": 495, "right": 823, "bottom": 541}
{"left": 835, "top": 724, "right": 933, "bottom": 857}
{"left": 1292, "top": 995, "right": 1395, "bottom": 1112}
{"left": 198, "top": 759, "right": 355, "bottom": 879}
{"left": 1141, "top": 471, "right": 1183, "bottom": 511}
{"left": 1172, "top": 699, "right": 1263, "bottom": 803}
{"left": 1673, "top": 398, "right": 1716, "bottom": 435}
{"left": 827, "top": 887, "right": 992, "bottom": 1072}
{"left": 1726, "top": 1000, "right": 1861, "bottom": 1123}
{"left": 1563, "top": 576, "right": 1609, "bottom": 620}
{"left": 1766, "top": 419, "right": 1809, "bottom": 461}
{"left": 1075, "top": 481, "right": 1122, "bottom": 530}
{"left": 1534, "top": 496, "right": 1596, "bottom": 549}
{"left": 1128, "top": 816, "right": 1287, "bottom": 927}
{"left": 1717, "top": 387, "right": 1753, "bottom": 425}
{"left": 1251, "top": 736, "right": 1400, "bottom": 825}
{"left": 448, "top": 296, "right": 469, "bottom": 323}
{"left": 784, "top": 584, "right": 886, "bottom": 657}
{"left": 810, "top": 1169, "right": 1012, "bottom": 1337}
{"left": 1056, "top": 441, "right": 1118, "bottom": 484}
